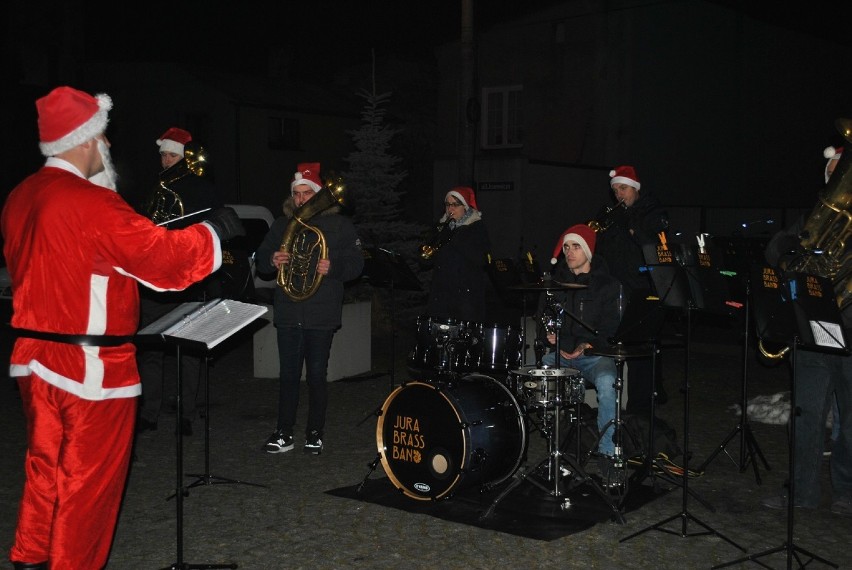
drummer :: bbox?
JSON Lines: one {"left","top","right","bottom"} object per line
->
{"left": 537, "top": 224, "right": 624, "bottom": 478}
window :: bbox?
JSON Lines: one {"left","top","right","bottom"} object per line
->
{"left": 268, "top": 116, "right": 300, "bottom": 150}
{"left": 481, "top": 86, "right": 523, "bottom": 149}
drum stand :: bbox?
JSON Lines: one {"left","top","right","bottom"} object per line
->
{"left": 481, "top": 327, "right": 625, "bottom": 524}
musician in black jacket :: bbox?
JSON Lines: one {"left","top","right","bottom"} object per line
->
{"left": 424, "top": 186, "right": 491, "bottom": 323}
{"left": 256, "top": 162, "right": 363, "bottom": 455}
{"left": 595, "top": 165, "right": 669, "bottom": 416}
{"left": 136, "top": 127, "right": 224, "bottom": 436}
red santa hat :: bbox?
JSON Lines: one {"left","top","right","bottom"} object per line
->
{"left": 36, "top": 86, "right": 113, "bottom": 157}
{"left": 156, "top": 127, "right": 193, "bottom": 157}
{"left": 824, "top": 146, "right": 843, "bottom": 183}
{"left": 551, "top": 223, "right": 596, "bottom": 265}
{"left": 609, "top": 165, "right": 641, "bottom": 190}
{"left": 291, "top": 162, "right": 323, "bottom": 194}
{"left": 446, "top": 186, "right": 478, "bottom": 210}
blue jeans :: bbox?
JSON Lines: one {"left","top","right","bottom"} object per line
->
{"left": 831, "top": 393, "right": 840, "bottom": 442}
{"left": 275, "top": 325, "right": 334, "bottom": 438}
{"left": 541, "top": 351, "right": 618, "bottom": 456}
{"left": 793, "top": 349, "right": 852, "bottom": 506}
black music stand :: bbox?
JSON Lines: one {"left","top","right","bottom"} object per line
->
{"left": 183, "top": 352, "right": 267, "bottom": 493}
{"left": 139, "top": 298, "right": 267, "bottom": 570}
{"left": 600, "top": 292, "right": 667, "bottom": 492}
{"left": 697, "top": 235, "right": 770, "bottom": 482}
{"left": 713, "top": 269, "right": 847, "bottom": 569}
{"left": 620, "top": 242, "right": 745, "bottom": 553}
{"left": 362, "top": 247, "right": 421, "bottom": 390}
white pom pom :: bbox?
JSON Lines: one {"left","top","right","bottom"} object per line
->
{"left": 609, "top": 169, "right": 616, "bottom": 177}
{"left": 824, "top": 146, "right": 837, "bottom": 159}
{"left": 551, "top": 257, "right": 558, "bottom": 265}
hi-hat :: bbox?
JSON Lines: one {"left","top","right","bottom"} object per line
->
{"left": 507, "top": 280, "right": 588, "bottom": 291}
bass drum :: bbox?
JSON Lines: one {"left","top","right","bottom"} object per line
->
{"left": 376, "top": 374, "right": 527, "bottom": 500}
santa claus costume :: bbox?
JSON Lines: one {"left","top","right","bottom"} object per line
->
{"left": 1, "top": 86, "right": 224, "bottom": 569}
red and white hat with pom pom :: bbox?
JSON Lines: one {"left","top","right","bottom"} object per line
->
{"left": 609, "top": 165, "right": 641, "bottom": 190}
{"left": 291, "top": 162, "right": 323, "bottom": 194}
{"left": 824, "top": 146, "right": 843, "bottom": 184}
{"left": 550, "top": 223, "right": 596, "bottom": 265}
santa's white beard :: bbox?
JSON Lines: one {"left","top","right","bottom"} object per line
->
{"left": 89, "top": 139, "right": 119, "bottom": 191}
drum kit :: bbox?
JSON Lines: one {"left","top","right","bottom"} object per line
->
{"left": 363, "top": 280, "right": 630, "bottom": 521}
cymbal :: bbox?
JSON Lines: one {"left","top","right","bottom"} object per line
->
{"left": 584, "top": 344, "right": 653, "bottom": 360}
{"left": 507, "top": 280, "right": 588, "bottom": 291}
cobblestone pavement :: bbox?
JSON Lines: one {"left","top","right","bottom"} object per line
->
{"left": 1, "top": 315, "right": 850, "bottom": 569}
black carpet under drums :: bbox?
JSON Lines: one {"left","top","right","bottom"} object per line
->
{"left": 326, "top": 476, "right": 666, "bottom": 542}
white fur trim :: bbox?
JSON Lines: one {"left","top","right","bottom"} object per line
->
{"left": 290, "top": 173, "right": 322, "bottom": 194}
{"left": 447, "top": 190, "right": 469, "bottom": 209}
{"left": 610, "top": 176, "right": 640, "bottom": 190}
{"left": 39, "top": 94, "right": 112, "bottom": 157}
{"left": 157, "top": 139, "right": 185, "bottom": 156}
{"left": 563, "top": 232, "right": 593, "bottom": 261}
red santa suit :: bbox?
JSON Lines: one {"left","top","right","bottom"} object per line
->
{"left": 1, "top": 86, "right": 223, "bottom": 570}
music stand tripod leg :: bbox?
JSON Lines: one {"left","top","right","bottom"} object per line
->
{"left": 162, "top": 344, "right": 238, "bottom": 570}
{"left": 183, "top": 356, "right": 267, "bottom": 491}
{"left": 695, "top": 291, "right": 770, "bottom": 482}
{"left": 712, "top": 342, "right": 837, "bottom": 569}
{"left": 620, "top": 307, "right": 745, "bottom": 553}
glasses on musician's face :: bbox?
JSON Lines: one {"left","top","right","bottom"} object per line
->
{"left": 444, "top": 201, "right": 463, "bottom": 208}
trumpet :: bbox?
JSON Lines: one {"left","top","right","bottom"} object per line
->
{"left": 419, "top": 221, "right": 451, "bottom": 260}
{"left": 587, "top": 199, "right": 626, "bottom": 232}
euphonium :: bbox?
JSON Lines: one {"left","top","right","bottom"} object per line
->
{"left": 145, "top": 141, "right": 208, "bottom": 224}
{"left": 587, "top": 199, "right": 627, "bottom": 232}
{"left": 758, "top": 118, "right": 852, "bottom": 360}
{"left": 276, "top": 174, "right": 345, "bottom": 301}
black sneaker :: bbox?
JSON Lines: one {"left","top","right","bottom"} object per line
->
{"left": 264, "top": 431, "right": 294, "bottom": 453}
{"left": 304, "top": 431, "right": 323, "bottom": 455}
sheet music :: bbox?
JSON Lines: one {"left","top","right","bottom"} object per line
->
{"left": 810, "top": 320, "right": 846, "bottom": 350}
{"left": 139, "top": 298, "right": 267, "bottom": 349}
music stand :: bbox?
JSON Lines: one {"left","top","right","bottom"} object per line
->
{"left": 696, "top": 235, "right": 770, "bottom": 482}
{"left": 362, "top": 247, "right": 421, "bottom": 389}
{"left": 713, "top": 268, "right": 846, "bottom": 569}
{"left": 183, "top": 351, "right": 268, "bottom": 493}
{"left": 620, "top": 241, "right": 745, "bottom": 553}
{"left": 603, "top": 292, "right": 667, "bottom": 491}
{"left": 139, "top": 298, "right": 267, "bottom": 570}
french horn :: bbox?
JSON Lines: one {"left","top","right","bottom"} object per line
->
{"left": 145, "top": 141, "right": 208, "bottom": 224}
{"left": 276, "top": 174, "right": 346, "bottom": 301}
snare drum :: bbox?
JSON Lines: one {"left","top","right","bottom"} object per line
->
{"left": 508, "top": 365, "right": 584, "bottom": 409}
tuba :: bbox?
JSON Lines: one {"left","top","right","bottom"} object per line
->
{"left": 759, "top": 118, "right": 852, "bottom": 360}
{"left": 145, "top": 142, "right": 208, "bottom": 224}
{"left": 276, "top": 174, "right": 346, "bottom": 301}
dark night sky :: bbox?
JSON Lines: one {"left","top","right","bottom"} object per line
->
{"left": 78, "top": 2, "right": 570, "bottom": 77}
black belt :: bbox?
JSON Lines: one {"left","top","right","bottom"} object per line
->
{"left": 12, "top": 328, "right": 136, "bottom": 347}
